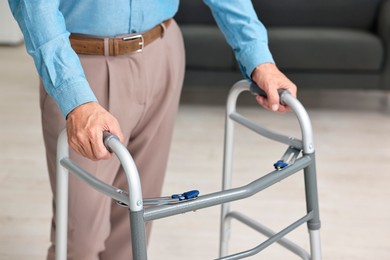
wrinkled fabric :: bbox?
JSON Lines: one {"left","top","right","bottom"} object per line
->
{"left": 8, "top": 0, "right": 273, "bottom": 117}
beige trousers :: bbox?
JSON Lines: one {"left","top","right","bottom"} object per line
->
{"left": 40, "top": 21, "right": 185, "bottom": 260}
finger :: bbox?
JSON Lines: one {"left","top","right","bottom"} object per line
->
{"left": 265, "top": 86, "right": 280, "bottom": 112}
{"left": 105, "top": 118, "right": 125, "bottom": 143}
{"left": 68, "top": 127, "right": 107, "bottom": 161}
{"left": 257, "top": 96, "right": 291, "bottom": 113}
{"left": 285, "top": 82, "right": 297, "bottom": 98}
{"left": 69, "top": 136, "right": 93, "bottom": 159}
{"left": 113, "top": 124, "right": 125, "bottom": 143}
{"left": 256, "top": 95, "right": 266, "bottom": 108}
{"left": 67, "top": 128, "right": 85, "bottom": 156}
{"left": 277, "top": 105, "right": 291, "bottom": 113}
{"left": 90, "top": 130, "right": 111, "bottom": 160}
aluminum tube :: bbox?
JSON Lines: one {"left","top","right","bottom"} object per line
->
{"left": 60, "top": 158, "right": 129, "bottom": 205}
{"left": 225, "top": 211, "right": 311, "bottom": 259}
{"left": 309, "top": 230, "right": 322, "bottom": 260}
{"left": 130, "top": 211, "right": 148, "bottom": 260}
{"left": 282, "top": 94, "right": 315, "bottom": 154}
{"left": 219, "top": 82, "right": 241, "bottom": 257}
{"left": 55, "top": 129, "right": 69, "bottom": 260}
{"left": 144, "top": 156, "right": 311, "bottom": 221}
{"left": 229, "top": 112, "right": 303, "bottom": 149}
{"left": 104, "top": 137, "right": 144, "bottom": 212}
{"left": 217, "top": 212, "right": 313, "bottom": 260}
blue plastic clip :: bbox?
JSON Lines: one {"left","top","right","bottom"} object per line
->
{"left": 171, "top": 190, "right": 199, "bottom": 201}
{"left": 273, "top": 160, "right": 288, "bottom": 170}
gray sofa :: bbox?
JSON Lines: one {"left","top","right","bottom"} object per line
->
{"left": 175, "top": 0, "right": 390, "bottom": 96}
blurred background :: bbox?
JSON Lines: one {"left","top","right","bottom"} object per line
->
{"left": 1, "top": 1, "right": 390, "bottom": 259}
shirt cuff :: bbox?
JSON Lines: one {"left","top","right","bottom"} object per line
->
{"left": 50, "top": 79, "right": 98, "bottom": 117}
{"left": 236, "top": 41, "right": 275, "bottom": 79}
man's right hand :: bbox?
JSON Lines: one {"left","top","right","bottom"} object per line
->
{"left": 66, "top": 102, "right": 124, "bottom": 161}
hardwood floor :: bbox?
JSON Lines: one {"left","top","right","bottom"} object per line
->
{"left": 1, "top": 45, "right": 389, "bottom": 260}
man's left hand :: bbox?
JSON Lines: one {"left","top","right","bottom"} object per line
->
{"left": 251, "top": 63, "right": 297, "bottom": 112}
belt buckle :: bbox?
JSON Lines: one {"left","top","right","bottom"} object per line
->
{"left": 122, "top": 34, "right": 144, "bottom": 53}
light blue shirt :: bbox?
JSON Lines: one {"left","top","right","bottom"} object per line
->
{"left": 8, "top": 0, "right": 274, "bottom": 117}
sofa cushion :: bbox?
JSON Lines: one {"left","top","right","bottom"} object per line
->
{"left": 181, "top": 25, "right": 236, "bottom": 70}
{"left": 175, "top": 0, "right": 383, "bottom": 30}
{"left": 252, "top": 0, "right": 383, "bottom": 30}
{"left": 268, "top": 28, "right": 384, "bottom": 71}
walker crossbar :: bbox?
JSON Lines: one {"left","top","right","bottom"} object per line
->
{"left": 228, "top": 112, "right": 303, "bottom": 149}
{"left": 223, "top": 211, "right": 311, "bottom": 259}
{"left": 218, "top": 212, "right": 313, "bottom": 260}
{"left": 55, "top": 79, "right": 321, "bottom": 260}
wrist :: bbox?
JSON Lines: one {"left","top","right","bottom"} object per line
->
{"left": 251, "top": 62, "right": 277, "bottom": 79}
{"left": 251, "top": 63, "right": 279, "bottom": 84}
{"left": 66, "top": 101, "right": 99, "bottom": 119}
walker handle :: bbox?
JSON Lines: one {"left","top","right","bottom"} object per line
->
{"left": 249, "top": 81, "right": 290, "bottom": 105}
{"left": 103, "top": 131, "right": 120, "bottom": 152}
{"left": 227, "top": 79, "right": 314, "bottom": 154}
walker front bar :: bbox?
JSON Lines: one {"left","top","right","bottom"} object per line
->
{"left": 143, "top": 155, "right": 312, "bottom": 221}
{"left": 58, "top": 150, "right": 312, "bottom": 223}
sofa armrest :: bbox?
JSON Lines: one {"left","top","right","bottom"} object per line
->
{"left": 378, "top": 0, "right": 390, "bottom": 43}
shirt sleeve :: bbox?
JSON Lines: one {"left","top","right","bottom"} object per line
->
{"left": 202, "top": 0, "right": 274, "bottom": 78}
{"left": 8, "top": 0, "right": 97, "bottom": 118}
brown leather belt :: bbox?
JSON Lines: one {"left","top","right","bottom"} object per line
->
{"left": 69, "top": 19, "right": 172, "bottom": 56}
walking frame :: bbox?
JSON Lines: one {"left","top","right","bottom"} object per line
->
{"left": 55, "top": 79, "right": 322, "bottom": 259}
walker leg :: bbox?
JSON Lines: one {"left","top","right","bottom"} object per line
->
{"left": 55, "top": 130, "right": 69, "bottom": 260}
{"left": 309, "top": 230, "right": 322, "bottom": 260}
{"left": 303, "top": 153, "right": 322, "bottom": 260}
{"left": 219, "top": 203, "right": 231, "bottom": 257}
{"left": 219, "top": 94, "right": 236, "bottom": 257}
{"left": 130, "top": 210, "right": 148, "bottom": 260}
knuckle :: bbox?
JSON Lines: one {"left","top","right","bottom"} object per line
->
{"left": 86, "top": 128, "right": 96, "bottom": 138}
{"left": 74, "top": 131, "right": 85, "bottom": 142}
{"left": 96, "top": 151, "right": 108, "bottom": 160}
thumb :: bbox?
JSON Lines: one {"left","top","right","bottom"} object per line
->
{"left": 105, "top": 119, "right": 125, "bottom": 144}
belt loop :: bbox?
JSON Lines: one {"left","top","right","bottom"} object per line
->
{"left": 160, "top": 22, "right": 167, "bottom": 38}
{"left": 108, "top": 38, "right": 115, "bottom": 56}
{"left": 104, "top": 38, "right": 109, "bottom": 56}
{"left": 112, "top": 39, "right": 120, "bottom": 56}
